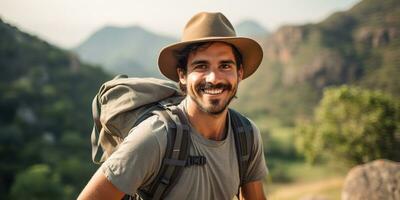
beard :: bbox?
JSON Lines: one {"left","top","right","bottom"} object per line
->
{"left": 188, "top": 81, "right": 238, "bottom": 115}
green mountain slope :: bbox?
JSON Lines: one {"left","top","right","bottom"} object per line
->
{"left": 235, "top": 0, "right": 400, "bottom": 124}
{"left": 0, "top": 18, "right": 111, "bottom": 199}
{"left": 74, "top": 25, "right": 177, "bottom": 77}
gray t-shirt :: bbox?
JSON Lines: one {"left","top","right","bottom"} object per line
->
{"left": 101, "top": 101, "right": 268, "bottom": 199}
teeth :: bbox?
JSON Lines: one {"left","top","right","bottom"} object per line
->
{"left": 203, "top": 89, "right": 223, "bottom": 95}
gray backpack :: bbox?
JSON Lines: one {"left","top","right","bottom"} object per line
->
{"left": 91, "top": 75, "right": 254, "bottom": 199}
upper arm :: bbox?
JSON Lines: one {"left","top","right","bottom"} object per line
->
{"left": 78, "top": 168, "right": 125, "bottom": 200}
{"left": 240, "top": 180, "right": 267, "bottom": 200}
{"left": 79, "top": 115, "right": 167, "bottom": 198}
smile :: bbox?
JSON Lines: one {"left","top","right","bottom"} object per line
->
{"left": 202, "top": 88, "right": 224, "bottom": 95}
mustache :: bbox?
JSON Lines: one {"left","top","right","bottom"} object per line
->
{"left": 196, "top": 82, "right": 232, "bottom": 91}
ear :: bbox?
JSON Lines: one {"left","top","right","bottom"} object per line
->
{"left": 237, "top": 65, "right": 244, "bottom": 82}
{"left": 177, "top": 68, "right": 187, "bottom": 85}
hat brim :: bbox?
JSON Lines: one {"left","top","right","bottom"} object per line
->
{"left": 158, "top": 36, "right": 263, "bottom": 82}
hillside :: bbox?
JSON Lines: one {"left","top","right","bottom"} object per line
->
{"left": 1, "top": 1, "right": 398, "bottom": 198}
{"left": 74, "top": 25, "right": 177, "bottom": 77}
{"left": 74, "top": 21, "right": 266, "bottom": 78}
{"left": 0, "top": 18, "right": 111, "bottom": 199}
{"left": 236, "top": 20, "right": 269, "bottom": 38}
{"left": 234, "top": 0, "right": 400, "bottom": 124}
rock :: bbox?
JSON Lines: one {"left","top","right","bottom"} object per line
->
{"left": 342, "top": 159, "right": 400, "bottom": 200}
{"left": 354, "top": 27, "right": 399, "bottom": 48}
{"left": 263, "top": 25, "right": 305, "bottom": 64}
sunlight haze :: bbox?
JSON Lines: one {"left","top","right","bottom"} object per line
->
{"left": 0, "top": 0, "right": 360, "bottom": 48}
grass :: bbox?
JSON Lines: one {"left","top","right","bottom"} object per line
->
{"left": 262, "top": 160, "right": 347, "bottom": 200}
{"left": 253, "top": 116, "right": 349, "bottom": 200}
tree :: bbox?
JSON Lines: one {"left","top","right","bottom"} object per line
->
{"left": 295, "top": 85, "right": 400, "bottom": 165}
{"left": 10, "top": 164, "right": 66, "bottom": 200}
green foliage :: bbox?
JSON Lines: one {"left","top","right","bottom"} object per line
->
{"left": 252, "top": 117, "right": 302, "bottom": 183}
{"left": 236, "top": 0, "right": 400, "bottom": 127}
{"left": 10, "top": 165, "right": 66, "bottom": 200}
{"left": 294, "top": 124, "right": 322, "bottom": 164}
{"left": 0, "top": 19, "right": 110, "bottom": 199}
{"left": 1, "top": 0, "right": 400, "bottom": 197}
{"left": 295, "top": 85, "right": 400, "bottom": 165}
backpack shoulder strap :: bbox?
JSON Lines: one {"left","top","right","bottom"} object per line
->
{"left": 138, "top": 105, "right": 190, "bottom": 200}
{"left": 229, "top": 109, "right": 254, "bottom": 187}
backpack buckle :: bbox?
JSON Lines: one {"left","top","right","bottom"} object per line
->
{"left": 186, "top": 156, "right": 207, "bottom": 166}
{"left": 160, "top": 177, "right": 170, "bottom": 185}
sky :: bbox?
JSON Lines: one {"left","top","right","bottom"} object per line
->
{"left": 0, "top": 0, "right": 361, "bottom": 49}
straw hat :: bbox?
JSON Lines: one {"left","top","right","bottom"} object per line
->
{"left": 158, "top": 12, "right": 263, "bottom": 82}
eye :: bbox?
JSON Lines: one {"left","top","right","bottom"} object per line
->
{"left": 220, "top": 63, "right": 232, "bottom": 70}
{"left": 194, "top": 64, "right": 207, "bottom": 70}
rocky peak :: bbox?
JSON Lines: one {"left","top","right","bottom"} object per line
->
{"left": 263, "top": 25, "right": 306, "bottom": 64}
{"left": 354, "top": 27, "right": 399, "bottom": 48}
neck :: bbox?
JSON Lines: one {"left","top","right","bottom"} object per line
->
{"left": 185, "top": 98, "right": 228, "bottom": 141}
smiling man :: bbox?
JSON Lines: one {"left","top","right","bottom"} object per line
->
{"left": 179, "top": 42, "right": 239, "bottom": 114}
{"left": 175, "top": 42, "right": 245, "bottom": 141}
{"left": 79, "top": 12, "right": 268, "bottom": 200}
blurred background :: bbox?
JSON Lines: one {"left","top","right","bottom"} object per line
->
{"left": 0, "top": 0, "right": 399, "bottom": 199}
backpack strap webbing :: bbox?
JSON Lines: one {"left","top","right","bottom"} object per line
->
{"left": 229, "top": 109, "right": 254, "bottom": 191}
{"left": 138, "top": 105, "right": 190, "bottom": 200}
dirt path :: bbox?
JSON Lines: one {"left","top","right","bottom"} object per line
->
{"left": 268, "top": 177, "right": 344, "bottom": 200}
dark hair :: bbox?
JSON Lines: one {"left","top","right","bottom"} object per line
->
{"left": 174, "top": 42, "right": 243, "bottom": 92}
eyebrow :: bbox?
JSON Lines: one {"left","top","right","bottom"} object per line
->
{"left": 190, "top": 59, "right": 236, "bottom": 66}
{"left": 220, "top": 60, "right": 236, "bottom": 65}
{"left": 190, "top": 60, "right": 209, "bottom": 66}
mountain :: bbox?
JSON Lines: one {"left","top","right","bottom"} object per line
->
{"left": 74, "top": 25, "right": 177, "bottom": 77}
{"left": 235, "top": 20, "right": 269, "bottom": 38}
{"left": 0, "top": 18, "right": 110, "bottom": 199}
{"left": 234, "top": 0, "right": 400, "bottom": 124}
{"left": 74, "top": 21, "right": 268, "bottom": 78}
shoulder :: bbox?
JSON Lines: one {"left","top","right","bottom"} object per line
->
{"left": 229, "top": 109, "right": 260, "bottom": 134}
{"left": 247, "top": 118, "right": 261, "bottom": 138}
{"left": 229, "top": 109, "right": 262, "bottom": 146}
{"left": 248, "top": 118, "right": 263, "bottom": 147}
{"left": 100, "top": 114, "right": 170, "bottom": 193}
{"left": 123, "top": 114, "right": 168, "bottom": 152}
{"left": 103, "top": 115, "right": 168, "bottom": 164}
{"left": 244, "top": 118, "right": 262, "bottom": 152}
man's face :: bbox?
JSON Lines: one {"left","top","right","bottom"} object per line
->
{"left": 178, "top": 42, "right": 243, "bottom": 115}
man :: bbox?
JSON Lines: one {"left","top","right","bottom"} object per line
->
{"left": 78, "top": 12, "right": 267, "bottom": 200}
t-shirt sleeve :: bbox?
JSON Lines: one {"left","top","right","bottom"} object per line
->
{"left": 100, "top": 115, "right": 167, "bottom": 195}
{"left": 244, "top": 120, "right": 268, "bottom": 184}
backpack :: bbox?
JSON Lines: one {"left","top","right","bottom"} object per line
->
{"left": 90, "top": 75, "right": 255, "bottom": 199}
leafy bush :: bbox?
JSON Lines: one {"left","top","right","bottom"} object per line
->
{"left": 10, "top": 165, "right": 66, "bottom": 200}
{"left": 295, "top": 85, "right": 399, "bottom": 165}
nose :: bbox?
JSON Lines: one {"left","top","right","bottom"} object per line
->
{"left": 205, "top": 70, "right": 221, "bottom": 84}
